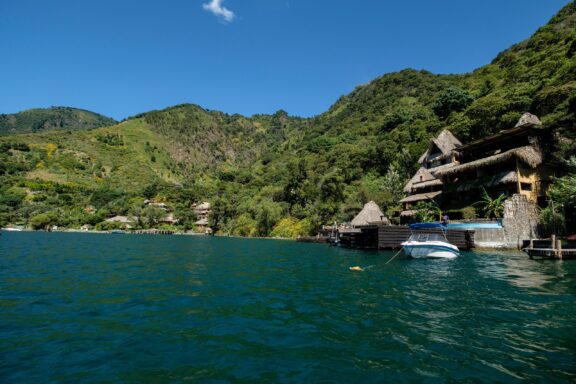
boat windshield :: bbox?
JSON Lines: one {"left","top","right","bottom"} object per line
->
{"left": 408, "top": 233, "right": 446, "bottom": 242}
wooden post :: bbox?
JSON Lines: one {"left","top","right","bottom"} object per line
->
{"left": 557, "top": 239, "right": 563, "bottom": 260}
{"left": 551, "top": 234, "right": 557, "bottom": 258}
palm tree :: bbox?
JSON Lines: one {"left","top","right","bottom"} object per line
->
{"left": 474, "top": 188, "right": 507, "bottom": 219}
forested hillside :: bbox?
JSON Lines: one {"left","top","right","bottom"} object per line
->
{"left": 0, "top": 2, "right": 574, "bottom": 235}
{"left": 0, "top": 107, "right": 117, "bottom": 135}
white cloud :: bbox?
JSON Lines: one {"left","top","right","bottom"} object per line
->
{"left": 202, "top": 0, "right": 235, "bottom": 23}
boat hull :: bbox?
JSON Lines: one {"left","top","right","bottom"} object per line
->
{"left": 401, "top": 241, "right": 460, "bottom": 259}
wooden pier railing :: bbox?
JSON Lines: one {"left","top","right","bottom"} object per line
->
{"left": 522, "top": 236, "right": 576, "bottom": 259}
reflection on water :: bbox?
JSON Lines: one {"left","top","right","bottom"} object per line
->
{"left": 475, "top": 250, "right": 570, "bottom": 291}
{"left": 0, "top": 232, "right": 575, "bottom": 383}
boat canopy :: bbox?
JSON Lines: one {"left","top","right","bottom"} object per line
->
{"left": 409, "top": 222, "right": 447, "bottom": 230}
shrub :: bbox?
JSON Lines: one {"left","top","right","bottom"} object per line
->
{"left": 461, "top": 206, "right": 477, "bottom": 220}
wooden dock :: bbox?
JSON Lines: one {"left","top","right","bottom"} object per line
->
{"left": 316, "top": 224, "right": 475, "bottom": 250}
{"left": 522, "top": 236, "right": 576, "bottom": 260}
{"left": 338, "top": 226, "right": 379, "bottom": 249}
{"left": 378, "top": 225, "right": 474, "bottom": 250}
{"left": 131, "top": 229, "right": 174, "bottom": 235}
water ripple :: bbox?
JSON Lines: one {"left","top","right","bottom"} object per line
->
{"left": 1, "top": 232, "right": 575, "bottom": 382}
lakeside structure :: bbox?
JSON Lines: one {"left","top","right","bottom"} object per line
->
{"left": 192, "top": 202, "right": 213, "bottom": 234}
{"left": 320, "top": 113, "right": 560, "bottom": 251}
{"left": 317, "top": 200, "right": 474, "bottom": 250}
{"left": 400, "top": 130, "right": 462, "bottom": 218}
{"left": 401, "top": 113, "right": 556, "bottom": 248}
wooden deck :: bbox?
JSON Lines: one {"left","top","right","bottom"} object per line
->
{"left": 321, "top": 224, "right": 475, "bottom": 250}
{"left": 522, "top": 237, "right": 576, "bottom": 260}
{"left": 523, "top": 248, "right": 576, "bottom": 259}
{"left": 378, "top": 225, "right": 474, "bottom": 250}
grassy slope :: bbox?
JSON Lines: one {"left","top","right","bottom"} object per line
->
{"left": 2, "top": 119, "right": 180, "bottom": 192}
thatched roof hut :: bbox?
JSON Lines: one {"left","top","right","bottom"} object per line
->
{"left": 351, "top": 201, "right": 390, "bottom": 227}
{"left": 418, "top": 130, "right": 462, "bottom": 164}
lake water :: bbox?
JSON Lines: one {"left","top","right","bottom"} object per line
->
{"left": 1, "top": 232, "right": 575, "bottom": 383}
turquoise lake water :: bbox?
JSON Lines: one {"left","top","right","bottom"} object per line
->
{"left": 1, "top": 232, "right": 575, "bottom": 383}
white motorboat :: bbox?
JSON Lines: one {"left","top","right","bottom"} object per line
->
{"left": 401, "top": 223, "right": 460, "bottom": 259}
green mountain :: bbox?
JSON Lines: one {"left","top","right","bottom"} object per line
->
{"left": 0, "top": 106, "right": 117, "bottom": 135}
{"left": 1, "top": 2, "right": 574, "bottom": 234}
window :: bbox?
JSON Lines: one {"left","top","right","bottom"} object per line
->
{"left": 521, "top": 182, "right": 532, "bottom": 191}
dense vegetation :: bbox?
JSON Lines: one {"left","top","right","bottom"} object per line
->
{"left": 0, "top": 106, "right": 117, "bottom": 135}
{"left": 0, "top": 2, "right": 575, "bottom": 235}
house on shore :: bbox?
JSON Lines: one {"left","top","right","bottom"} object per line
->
{"left": 192, "top": 202, "right": 212, "bottom": 233}
{"left": 192, "top": 202, "right": 211, "bottom": 219}
{"left": 433, "top": 113, "right": 553, "bottom": 208}
{"left": 401, "top": 112, "right": 556, "bottom": 222}
{"left": 400, "top": 130, "right": 461, "bottom": 217}
{"left": 160, "top": 213, "right": 178, "bottom": 225}
{"left": 398, "top": 113, "right": 558, "bottom": 247}
{"left": 105, "top": 215, "right": 135, "bottom": 229}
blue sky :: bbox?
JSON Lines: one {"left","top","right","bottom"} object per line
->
{"left": 0, "top": 0, "right": 571, "bottom": 120}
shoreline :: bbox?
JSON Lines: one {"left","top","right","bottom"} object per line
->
{"left": 0, "top": 227, "right": 296, "bottom": 241}
{"left": 1, "top": 228, "right": 536, "bottom": 249}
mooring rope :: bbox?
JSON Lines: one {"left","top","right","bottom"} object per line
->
{"left": 350, "top": 248, "right": 404, "bottom": 271}
{"left": 385, "top": 247, "right": 403, "bottom": 265}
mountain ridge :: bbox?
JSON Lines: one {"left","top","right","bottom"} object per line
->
{"left": 0, "top": 2, "right": 574, "bottom": 234}
{"left": 0, "top": 106, "right": 117, "bottom": 136}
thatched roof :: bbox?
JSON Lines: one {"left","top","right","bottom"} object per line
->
{"left": 105, "top": 216, "right": 134, "bottom": 223}
{"left": 193, "top": 202, "right": 211, "bottom": 212}
{"left": 403, "top": 167, "right": 439, "bottom": 192}
{"left": 447, "top": 171, "right": 518, "bottom": 193}
{"left": 418, "top": 130, "right": 462, "bottom": 164}
{"left": 413, "top": 179, "right": 443, "bottom": 190}
{"left": 399, "top": 190, "right": 442, "bottom": 204}
{"left": 457, "top": 117, "right": 544, "bottom": 153}
{"left": 515, "top": 112, "right": 541, "bottom": 127}
{"left": 351, "top": 201, "right": 390, "bottom": 227}
{"left": 433, "top": 145, "right": 543, "bottom": 177}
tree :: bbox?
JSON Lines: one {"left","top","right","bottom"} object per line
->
{"left": 209, "top": 197, "right": 230, "bottom": 234}
{"left": 283, "top": 159, "right": 307, "bottom": 207}
{"left": 0, "top": 188, "right": 26, "bottom": 208}
{"left": 141, "top": 206, "right": 165, "bottom": 228}
{"left": 30, "top": 211, "right": 59, "bottom": 230}
{"left": 255, "top": 199, "right": 283, "bottom": 237}
{"left": 546, "top": 157, "right": 576, "bottom": 231}
{"left": 413, "top": 200, "right": 442, "bottom": 222}
{"left": 539, "top": 205, "right": 566, "bottom": 236}
{"left": 319, "top": 168, "right": 345, "bottom": 203}
{"left": 432, "top": 87, "right": 474, "bottom": 120}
